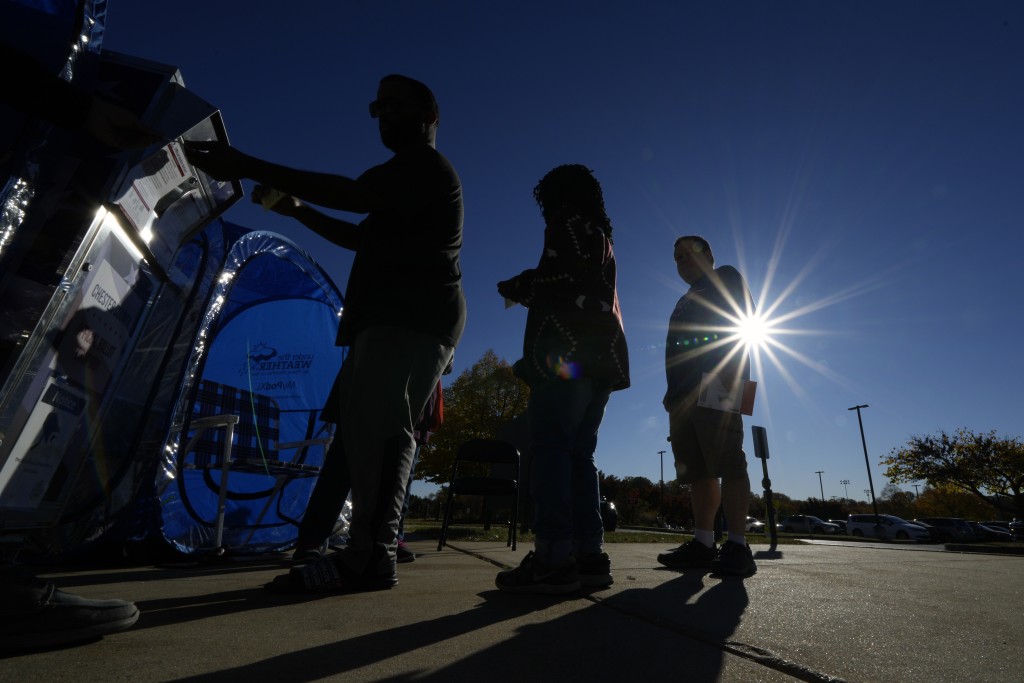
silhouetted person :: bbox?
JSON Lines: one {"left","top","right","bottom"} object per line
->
{"left": 657, "top": 235, "right": 757, "bottom": 577}
{"left": 292, "top": 378, "right": 444, "bottom": 564}
{"left": 0, "top": 40, "right": 160, "bottom": 652}
{"left": 184, "top": 74, "right": 464, "bottom": 593}
{"left": 494, "top": 164, "right": 629, "bottom": 594}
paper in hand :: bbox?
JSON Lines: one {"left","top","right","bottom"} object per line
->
{"left": 697, "top": 373, "right": 757, "bottom": 415}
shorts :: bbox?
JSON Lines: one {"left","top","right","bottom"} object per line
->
{"left": 669, "top": 404, "right": 747, "bottom": 484}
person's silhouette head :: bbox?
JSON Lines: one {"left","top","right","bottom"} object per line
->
{"left": 533, "top": 164, "right": 614, "bottom": 241}
{"left": 371, "top": 74, "right": 439, "bottom": 152}
{"left": 673, "top": 235, "right": 714, "bottom": 285}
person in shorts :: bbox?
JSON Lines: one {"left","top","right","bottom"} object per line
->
{"left": 657, "top": 235, "right": 756, "bottom": 577}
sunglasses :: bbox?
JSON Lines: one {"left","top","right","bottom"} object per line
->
{"left": 369, "top": 98, "right": 412, "bottom": 118}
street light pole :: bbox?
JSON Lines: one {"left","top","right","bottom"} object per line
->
{"left": 912, "top": 483, "right": 921, "bottom": 498}
{"left": 849, "top": 404, "right": 881, "bottom": 528}
{"left": 840, "top": 479, "right": 850, "bottom": 501}
{"left": 815, "top": 470, "right": 825, "bottom": 503}
{"left": 658, "top": 450, "right": 666, "bottom": 519}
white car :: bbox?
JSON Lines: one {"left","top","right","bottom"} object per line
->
{"left": 847, "top": 514, "right": 931, "bottom": 541}
{"left": 745, "top": 516, "right": 766, "bottom": 532}
{"left": 777, "top": 515, "right": 840, "bottom": 534}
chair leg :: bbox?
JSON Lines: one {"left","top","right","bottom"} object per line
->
{"left": 213, "top": 420, "right": 237, "bottom": 551}
{"left": 437, "top": 489, "right": 455, "bottom": 551}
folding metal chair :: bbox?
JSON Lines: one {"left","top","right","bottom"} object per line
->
{"left": 177, "top": 379, "right": 331, "bottom": 551}
{"left": 437, "top": 438, "right": 520, "bottom": 551}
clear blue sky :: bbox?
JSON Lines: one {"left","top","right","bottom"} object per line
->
{"left": 104, "top": 2, "right": 1023, "bottom": 504}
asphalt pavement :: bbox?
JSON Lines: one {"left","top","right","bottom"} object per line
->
{"left": 3, "top": 539, "right": 1021, "bottom": 682}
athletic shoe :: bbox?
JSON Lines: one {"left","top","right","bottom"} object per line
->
{"left": 0, "top": 567, "right": 139, "bottom": 651}
{"left": 396, "top": 542, "right": 416, "bottom": 564}
{"left": 712, "top": 541, "right": 757, "bottom": 577}
{"left": 495, "top": 551, "right": 580, "bottom": 595}
{"left": 266, "top": 551, "right": 397, "bottom": 594}
{"left": 656, "top": 539, "right": 716, "bottom": 569}
{"left": 577, "top": 551, "right": 613, "bottom": 587}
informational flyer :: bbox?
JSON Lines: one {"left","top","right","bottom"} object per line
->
{"left": 697, "top": 372, "right": 757, "bottom": 416}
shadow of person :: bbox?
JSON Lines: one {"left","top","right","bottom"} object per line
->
{"left": 150, "top": 559, "right": 750, "bottom": 683}
{"left": 399, "top": 570, "right": 751, "bottom": 682}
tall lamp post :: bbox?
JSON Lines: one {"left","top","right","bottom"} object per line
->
{"left": 849, "top": 404, "right": 881, "bottom": 529}
{"left": 840, "top": 479, "right": 850, "bottom": 501}
{"left": 815, "top": 470, "right": 825, "bottom": 504}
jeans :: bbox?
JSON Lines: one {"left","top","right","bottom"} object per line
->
{"left": 328, "top": 326, "right": 452, "bottom": 576}
{"left": 527, "top": 377, "right": 611, "bottom": 566}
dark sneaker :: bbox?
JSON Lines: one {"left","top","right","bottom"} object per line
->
{"left": 267, "top": 551, "right": 398, "bottom": 594}
{"left": 0, "top": 567, "right": 139, "bottom": 652}
{"left": 495, "top": 551, "right": 580, "bottom": 595}
{"left": 577, "top": 551, "right": 613, "bottom": 587}
{"left": 657, "top": 539, "right": 716, "bottom": 569}
{"left": 712, "top": 541, "right": 757, "bottom": 577}
{"left": 396, "top": 542, "right": 416, "bottom": 564}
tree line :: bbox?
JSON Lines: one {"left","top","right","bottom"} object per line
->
{"left": 411, "top": 350, "right": 1024, "bottom": 523}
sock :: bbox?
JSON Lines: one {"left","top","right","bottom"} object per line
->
{"left": 694, "top": 529, "right": 715, "bottom": 548}
{"left": 728, "top": 532, "right": 746, "bottom": 546}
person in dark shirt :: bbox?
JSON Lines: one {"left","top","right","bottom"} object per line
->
{"left": 494, "top": 164, "right": 629, "bottom": 594}
{"left": 184, "top": 74, "right": 464, "bottom": 593}
{"left": 657, "top": 235, "right": 757, "bottom": 577}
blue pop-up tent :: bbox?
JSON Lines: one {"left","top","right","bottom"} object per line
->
{"left": 153, "top": 225, "right": 345, "bottom": 556}
{"left": 18, "top": 219, "right": 345, "bottom": 561}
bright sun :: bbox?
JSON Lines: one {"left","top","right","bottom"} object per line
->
{"left": 734, "top": 311, "right": 773, "bottom": 351}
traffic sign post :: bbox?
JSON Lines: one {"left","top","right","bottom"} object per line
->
{"left": 751, "top": 425, "right": 778, "bottom": 549}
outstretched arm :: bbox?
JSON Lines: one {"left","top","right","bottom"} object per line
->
{"left": 183, "top": 141, "right": 379, "bottom": 214}
{"left": 252, "top": 184, "right": 361, "bottom": 250}
{"left": 498, "top": 216, "right": 604, "bottom": 307}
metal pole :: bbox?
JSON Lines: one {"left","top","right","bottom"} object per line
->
{"left": 840, "top": 479, "right": 850, "bottom": 501}
{"left": 912, "top": 484, "right": 921, "bottom": 498}
{"left": 658, "top": 450, "right": 666, "bottom": 520}
{"left": 849, "top": 404, "right": 881, "bottom": 532}
{"left": 751, "top": 426, "right": 778, "bottom": 550}
{"left": 815, "top": 470, "right": 825, "bottom": 503}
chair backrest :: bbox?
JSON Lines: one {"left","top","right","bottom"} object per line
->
{"left": 456, "top": 438, "right": 519, "bottom": 465}
{"left": 189, "top": 379, "right": 280, "bottom": 468}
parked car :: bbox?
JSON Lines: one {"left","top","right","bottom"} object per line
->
{"left": 600, "top": 498, "right": 618, "bottom": 532}
{"left": 828, "top": 519, "right": 848, "bottom": 533}
{"left": 846, "top": 514, "right": 931, "bottom": 541}
{"left": 777, "top": 515, "right": 840, "bottom": 534}
{"left": 745, "top": 516, "right": 766, "bottom": 533}
{"left": 1011, "top": 519, "right": 1024, "bottom": 541}
{"left": 968, "top": 522, "right": 1013, "bottom": 542}
{"left": 913, "top": 517, "right": 976, "bottom": 542}
{"left": 981, "top": 520, "right": 1011, "bottom": 533}
{"left": 909, "top": 520, "right": 942, "bottom": 542}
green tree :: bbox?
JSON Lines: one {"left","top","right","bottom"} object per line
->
{"left": 912, "top": 484, "right": 999, "bottom": 519}
{"left": 879, "top": 483, "right": 916, "bottom": 518}
{"left": 882, "top": 428, "right": 1024, "bottom": 518}
{"left": 414, "top": 350, "right": 530, "bottom": 485}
